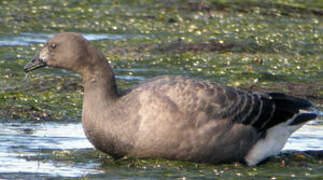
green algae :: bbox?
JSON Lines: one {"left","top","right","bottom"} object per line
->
{"left": 12, "top": 148, "right": 322, "bottom": 179}
{"left": 0, "top": 0, "right": 323, "bottom": 179}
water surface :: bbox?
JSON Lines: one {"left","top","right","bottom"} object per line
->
{"left": 1, "top": 121, "right": 322, "bottom": 178}
{"left": 0, "top": 32, "right": 136, "bottom": 46}
{"left": 0, "top": 122, "right": 101, "bottom": 177}
{"left": 0, "top": 0, "right": 322, "bottom": 178}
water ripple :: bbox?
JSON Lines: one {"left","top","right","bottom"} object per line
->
{"left": 1, "top": 121, "right": 322, "bottom": 177}
{"left": 0, "top": 32, "right": 137, "bottom": 46}
{"left": 0, "top": 122, "right": 101, "bottom": 177}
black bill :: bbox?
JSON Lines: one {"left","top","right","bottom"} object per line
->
{"left": 24, "top": 53, "right": 46, "bottom": 72}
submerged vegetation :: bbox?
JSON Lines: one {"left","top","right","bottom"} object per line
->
{"left": 0, "top": 0, "right": 322, "bottom": 179}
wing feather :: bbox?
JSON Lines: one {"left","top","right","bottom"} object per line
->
{"left": 131, "top": 76, "right": 316, "bottom": 132}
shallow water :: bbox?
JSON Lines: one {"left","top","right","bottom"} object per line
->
{"left": 0, "top": 122, "right": 101, "bottom": 177}
{"left": 284, "top": 122, "right": 323, "bottom": 151}
{"left": 0, "top": 32, "right": 135, "bottom": 46}
{"left": 0, "top": 121, "right": 322, "bottom": 178}
{"left": 1, "top": 0, "right": 322, "bottom": 178}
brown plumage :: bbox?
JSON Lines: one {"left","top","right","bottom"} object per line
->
{"left": 24, "top": 32, "right": 318, "bottom": 165}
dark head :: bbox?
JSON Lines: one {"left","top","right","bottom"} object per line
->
{"left": 24, "top": 32, "right": 99, "bottom": 74}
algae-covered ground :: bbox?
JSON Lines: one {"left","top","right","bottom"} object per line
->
{"left": 0, "top": 0, "right": 322, "bottom": 179}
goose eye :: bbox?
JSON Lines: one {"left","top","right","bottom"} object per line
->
{"left": 50, "top": 43, "right": 56, "bottom": 49}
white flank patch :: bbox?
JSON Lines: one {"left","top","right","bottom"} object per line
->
{"left": 244, "top": 113, "right": 308, "bottom": 166}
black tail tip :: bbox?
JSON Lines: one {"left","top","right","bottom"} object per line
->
{"left": 289, "top": 113, "right": 317, "bottom": 126}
